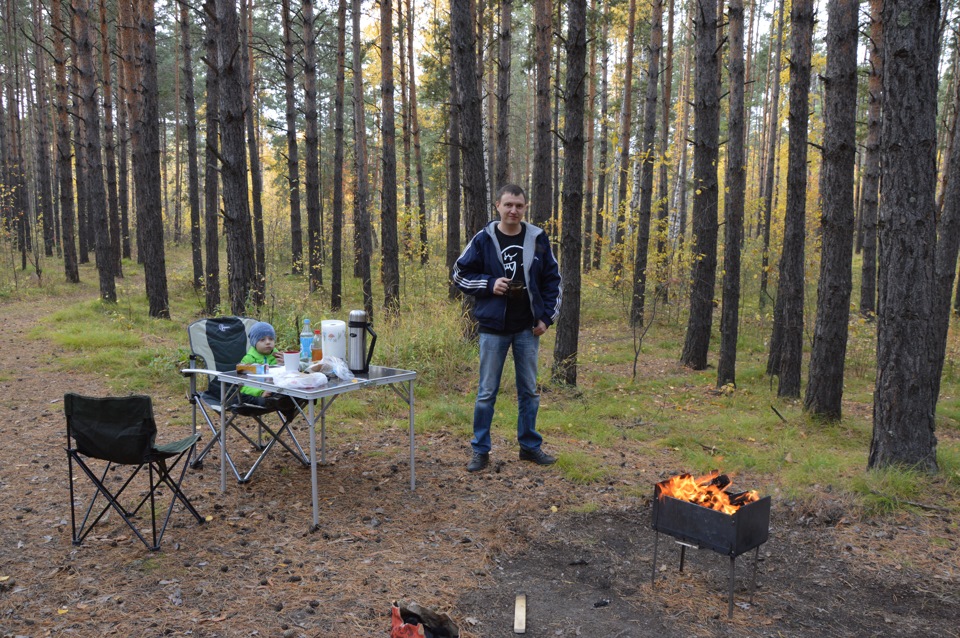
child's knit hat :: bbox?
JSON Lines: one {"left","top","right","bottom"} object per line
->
{"left": 249, "top": 321, "right": 276, "bottom": 347}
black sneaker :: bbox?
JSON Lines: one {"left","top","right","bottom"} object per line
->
{"left": 466, "top": 452, "right": 490, "bottom": 472}
{"left": 520, "top": 447, "right": 557, "bottom": 465}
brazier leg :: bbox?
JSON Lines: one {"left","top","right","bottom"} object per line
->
{"left": 651, "top": 531, "right": 660, "bottom": 587}
{"left": 727, "top": 556, "right": 736, "bottom": 619}
{"left": 750, "top": 546, "right": 760, "bottom": 603}
{"left": 679, "top": 544, "right": 686, "bottom": 572}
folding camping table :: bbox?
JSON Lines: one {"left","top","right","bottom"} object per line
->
{"left": 210, "top": 366, "right": 417, "bottom": 529}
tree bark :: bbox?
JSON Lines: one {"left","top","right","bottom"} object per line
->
{"left": 610, "top": 0, "right": 637, "bottom": 281}
{"left": 451, "top": 0, "right": 488, "bottom": 238}
{"left": 380, "top": 0, "right": 401, "bottom": 314}
{"left": 869, "top": 0, "right": 940, "bottom": 472}
{"left": 408, "top": 0, "right": 428, "bottom": 265}
{"left": 656, "top": 0, "right": 675, "bottom": 266}
{"left": 759, "top": 0, "right": 785, "bottom": 308}
{"left": 238, "top": 0, "right": 265, "bottom": 306}
{"left": 331, "top": 0, "right": 346, "bottom": 310}
{"left": 717, "top": 0, "right": 746, "bottom": 388}
{"left": 859, "top": 0, "right": 883, "bottom": 315}
{"left": 679, "top": 0, "right": 720, "bottom": 370}
{"left": 303, "top": 0, "right": 323, "bottom": 292}
{"left": 495, "top": 0, "right": 512, "bottom": 190}
{"left": 179, "top": 0, "right": 202, "bottom": 291}
{"left": 352, "top": 0, "right": 374, "bottom": 316}
{"left": 531, "top": 0, "right": 552, "bottom": 227}
{"left": 804, "top": 0, "right": 858, "bottom": 417}
{"left": 53, "top": 0, "right": 78, "bottom": 282}
{"left": 582, "top": 0, "right": 597, "bottom": 272}
{"left": 553, "top": 0, "right": 585, "bottom": 386}
{"left": 281, "top": 0, "right": 303, "bottom": 276}
{"left": 446, "top": 49, "right": 462, "bottom": 300}
{"left": 33, "top": 0, "right": 55, "bottom": 259}
{"left": 630, "top": 0, "right": 662, "bottom": 327}
{"left": 70, "top": 15, "right": 90, "bottom": 266}
{"left": 215, "top": 0, "right": 255, "bottom": 316}
{"left": 202, "top": 0, "right": 220, "bottom": 314}
{"left": 592, "top": 10, "right": 610, "bottom": 270}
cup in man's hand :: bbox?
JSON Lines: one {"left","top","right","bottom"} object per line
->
{"left": 506, "top": 281, "right": 526, "bottom": 299}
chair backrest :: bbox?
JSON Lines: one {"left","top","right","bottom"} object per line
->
{"left": 188, "top": 316, "right": 258, "bottom": 372}
{"left": 65, "top": 393, "right": 157, "bottom": 465}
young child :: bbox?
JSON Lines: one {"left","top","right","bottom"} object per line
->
{"left": 240, "top": 321, "right": 295, "bottom": 414}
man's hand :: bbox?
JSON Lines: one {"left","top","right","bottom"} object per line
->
{"left": 533, "top": 320, "right": 547, "bottom": 337}
{"left": 492, "top": 277, "right": 512, "bottom": 296}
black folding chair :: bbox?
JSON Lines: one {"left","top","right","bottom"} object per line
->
{"left": 184, "top": 316, "right": 308, "bottom": 483}
{"left": 65, "top": 393, "right": 204, "bottom": 551}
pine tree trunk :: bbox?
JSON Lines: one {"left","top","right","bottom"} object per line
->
{"left": 179, "top": 0, "right": 202, "bottom": 291}
{"left": 281, "top": 0, "right": 303, "bottom": 276}
{"left": 679, "top": 0, "right": 720, "bottom": 370}
{"left": 215, "top": 0, "right": 255, "bottom": 316}
{"left": 397, "top": 0, "right": 411, "bottom": 257}
{"left": 352, "top": 0, "right": 374, "bottom": 316}
{"left": 717, "top": 0, "right": 746, "bottom": 388}
{"left": 553, "top": 0, "right": 586, "bottom": 387}
{"left": 495, "top": 0, "right": 512, "bottom": 190}
{"left": 116, "top": 15, "right": 131, "bottom": 262}
{"left": 611, "top": 0, "right": 637, "bottom": 281}
{"left": 70, "top": 16, "right": 90, "bottom": 266}
{"left": 531, "top": 0, "right": 552, "bottom": 227}
{"left": 582, "top": 0, "right": 597, "bottom": 273}
{"left": 767, "top": 0, "right": 813, "bottom": 397}
{"left": 869, "top": 0, "right": 939, "bottom": 472}
{"left": 859, "top": 0, "right": 882, "bottom": 315}
{"left": 631, "top": 0, "right": 662, "bottom": 327}
{"left": 804, "top": 0, "right": 858, "bottom": 417}
{"left": 380, "top": 0, "right": 400, "bottom": 314}
{"left": 656, "top": 0, "right": 675, "bottom": 265}
{"left": 303, "top": 0, "right": 323, "bottom": 292}
{"left": 52, "top": 0, "right": 78, "bottom": 283}
{"left": 202, "top": 0, "right": 221, "bottom": 314}
{"left": 451, "top": 0, "right": 488, "bottom": 238}
{"left": 240, "top": 0, "right": 265, "bottom": 305}
{"left": 331, "top": 0, "right": 346, "bottom": 310}
{"left": 592, "top": 11, "right": 610, "bottom": 271}
{"left": 408, "top": 0, "right": 428, "bottom": 265}
{"left": 759, "top": 0, "right": 785, "bottom": 308}
{"left": 74, "top": 0, "right": 116, "bottom": 302}
{"left": 446, "top": 50, "right": 462, "bottom": 300}
{"left": 33, "top": 0, "right": 55, "bottom": 259}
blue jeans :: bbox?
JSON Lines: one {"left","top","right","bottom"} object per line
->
{"left": 472, "top": 330, "right": 543, "bottom": 454}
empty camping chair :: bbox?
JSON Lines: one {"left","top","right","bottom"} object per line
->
{"left": 184, "top": 316, "right": 308, "bottom": 483}
{"left": 65, "top": 393, "right": 204, "bottom": 551}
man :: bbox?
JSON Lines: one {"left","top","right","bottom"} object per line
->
{"left": 453, "top": 184, "right": 562, "bottom": 472}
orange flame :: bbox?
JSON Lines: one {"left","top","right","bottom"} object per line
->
{"left": 657, "top": 471, "right": 759, "bottom": 515}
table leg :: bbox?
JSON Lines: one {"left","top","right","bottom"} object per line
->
{"left": 220, "top": 377, "right": 227, "bottom": 493}
{"left": 408, "top": 380, "right": 415, "bottom": 491}
{"left": 321, "top": 396, "right": 327, "bottom": 464}
{"left": 309, "top": 398, "right": 318, "bottom": 530}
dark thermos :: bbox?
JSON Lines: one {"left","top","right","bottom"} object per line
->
{"left": 347, "top": 310, "right": 377, "bottom": 373}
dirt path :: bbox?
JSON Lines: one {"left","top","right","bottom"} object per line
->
{"left": 1, "top": 293, "right": 958, "bottom": 637}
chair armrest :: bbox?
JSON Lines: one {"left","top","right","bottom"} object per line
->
{"left": 181, "top": 368, "right": 220, "bottom": 377}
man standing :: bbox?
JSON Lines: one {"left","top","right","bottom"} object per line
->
{"left": 453, "top": 184, "right": 562, "bottom": 472}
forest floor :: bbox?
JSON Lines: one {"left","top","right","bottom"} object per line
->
{"left": 1, "top": 290, "right": 958, "bottom": 638}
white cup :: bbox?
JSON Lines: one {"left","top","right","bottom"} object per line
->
{"left": 283, "top": 351, "right": 300, "bottom": 374}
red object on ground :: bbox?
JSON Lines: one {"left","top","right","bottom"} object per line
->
{"left": 391, "top": 604, "right": 425, "bottom": 638}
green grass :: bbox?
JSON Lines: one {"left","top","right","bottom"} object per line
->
{"left": 6, "top": 241, "right": 960, "bottom": 518}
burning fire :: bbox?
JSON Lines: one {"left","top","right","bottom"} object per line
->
{"left": 657, "top": 471, "right": 759, "bottom": 515}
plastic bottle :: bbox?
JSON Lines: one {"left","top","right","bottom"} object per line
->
{"left": 311, "top": 329, "right": 323, "bottom": 361}
{"left": 300, "top": 318, "right": 313, "bottom": 360}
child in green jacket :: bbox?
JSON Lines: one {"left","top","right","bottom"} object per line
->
{"left": 241, "top": 322, "right": 296, "bottom": 415}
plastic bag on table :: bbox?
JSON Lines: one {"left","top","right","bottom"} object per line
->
{"left": 305, "top": 355, "right": 354, "bottom": 380}
{"left": 274, "top": 372, "right": 329, "bottom": 390}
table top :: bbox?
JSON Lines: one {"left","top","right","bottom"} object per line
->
{"left": 215, "top": 365, "right": 416, "bottom": 400}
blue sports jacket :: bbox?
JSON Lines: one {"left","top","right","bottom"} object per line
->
{"left": 452, "top": 221, "right": 562, "bottom": 332}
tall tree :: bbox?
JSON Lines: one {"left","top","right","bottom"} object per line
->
{"left": 766, "top": 0, "right": 813, "bottom": 397}
{"left": 240, "top": 0, "right": 265, "bottom": 306}
{"left": 203, "top": 0, "right": 221, "bottom": 314}
{"left": 869, "top": 0, "right": 940, "bottom": 472}
{"left": 630, "top": 0, "right": 662, "bottom": 327}
{"left": 679, "top": 0, "right": 720, "bottom": 369}
{"left": 531, "top": 0, "right": 552, "bottom": 226}
{"left": 33, "top": 0, "right": 55, "bottom": 259}
{"left": 70, "top": 13, "right": 90, "bottom": 266}
{"left": 655, "top": 0, "right": 675, "bottom": 265}
{"left": 495, "top": 0, "right": 512, "bottom": 189}
{"left": 592, "top": 9, "right": 609, "bottom": 270}
{"left": 303, "top": 0, "right": 323, "bottom": 291}
{"left": 408, "top": 0, "right": 427, "bottom": 265}
{"left": 446, "top": 49, "right": 462, "bottom": 300}
{"left": 451, "top": 0, "right": 488, "bottom": 237}
{"left": 553, "top": 0, "right": 587, "bottom": 386}
{"left": 352, "top": 0, "right": 374, "bottom": 316}
{"left": 582, "top": 0, "right": 597, "bottom": 272}
{"left": 331, "top": 0, "right": 346, "bottom": 310}
{"left": 179, "top": 0, "right": 202, "bottom": 291}
{"left": 717, "top": 0, "right": 746, "bottom": 388}
{"left": 610, "top": 0, "right": 637, "bottom": 281}
{"left": 115, "top": 9, "right": 131, "bottom": 261}
{"left": 73, "top": 0, "right": 116, "bottom": 302}
{"left": 859, "top": 0, "right": 883, "bottom": 315}
{"left": 380, "top": 0, "right": 401, "bottom": 313}
{"left": 54, "top": 0, "right": 78, "bottom": 283}
{"left": 215, "top": 0, "right": 255, "bottom": 315}
{"left": 759, "top": 0, "right": 785, "bottom": 307}
{"left": 804, "top": 0, "right": 858, "bottom": 417}
{"left": 282, "top": 0, "right": 303, "bottom": 275}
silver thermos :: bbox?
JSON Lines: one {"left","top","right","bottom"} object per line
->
{"left": 347, "top": 310, "right": 377, "bottom": 373}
